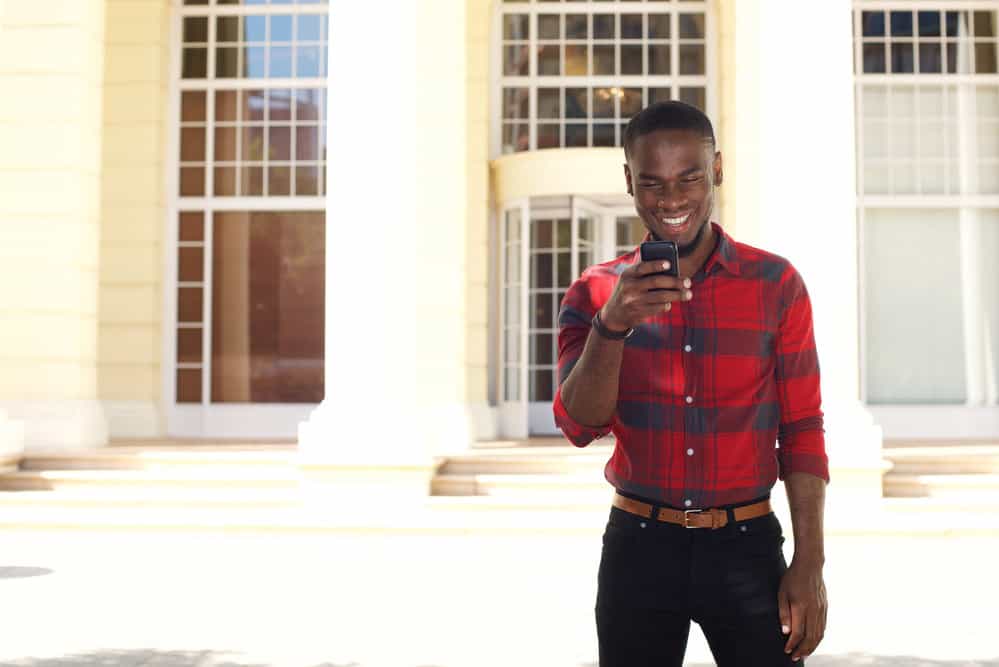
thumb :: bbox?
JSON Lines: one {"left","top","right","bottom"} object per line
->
{"left": 778, "top": 588, "right": 791, "bottom": 635}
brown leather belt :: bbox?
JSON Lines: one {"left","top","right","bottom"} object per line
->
{"left": 612, "top": 492, "right": 772, "bottom": 529}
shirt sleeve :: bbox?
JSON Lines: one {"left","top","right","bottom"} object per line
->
{"left": 552, "top": 275, "right": 612, "bottom": 448}
{"left": 775, "top": 265, "right": 830, "bottom": 482}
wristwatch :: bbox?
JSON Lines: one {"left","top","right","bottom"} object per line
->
{"left": 592, "top": 310, "right": 634, "bottom": 340}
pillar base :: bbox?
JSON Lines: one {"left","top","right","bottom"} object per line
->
{"left": 824, "top": 401, "right": 887, "bottom": 506}
{"left": 0, "top": 410, "right": 26, "bottom": 471}
{"left": 0, "top": 400, "right": 107, "bottom": 453}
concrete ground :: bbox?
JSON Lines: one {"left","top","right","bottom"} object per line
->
{"left": 0, "top": 528, "right": 996, "bottom": 667}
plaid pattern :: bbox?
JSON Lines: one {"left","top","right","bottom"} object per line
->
{"left": 553, "top": 222, "right": 829, "bottom": 509}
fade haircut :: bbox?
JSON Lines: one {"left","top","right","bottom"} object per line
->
{"left": 623, "top": 101, "right": 716, "bottom": 159}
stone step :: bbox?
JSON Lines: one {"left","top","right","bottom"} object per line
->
{"left": 19, "top": 445, "right": 296, "bottom": 471}
{"left": 884, "top": 473, "right": 999, "bottom": 498}
{"left": 436, "top": 447, "right": 609, "bottom": 476}
{"left": 0, "top": 468, "right": 302, "bottom": 492}
{"left": 431, "top": 472, "right": 608, "bottom": 497}
{"left": 883, "top": 445, "right": 999, "bottom": 475}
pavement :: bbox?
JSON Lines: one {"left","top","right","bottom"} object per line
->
{"left": 0, "top": 526, "right": 998, "bottom": 667}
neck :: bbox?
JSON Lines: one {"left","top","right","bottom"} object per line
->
{"left": 678, "top": 221, "right": 718, "bottom": 278}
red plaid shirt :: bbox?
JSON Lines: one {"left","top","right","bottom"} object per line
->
{"left": 554, "top": 222, "right": 828, "bottom": 509}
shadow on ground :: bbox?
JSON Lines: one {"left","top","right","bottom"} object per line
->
{"left": 681, "top": 656, "right": 999, "bottom": 667}
{"left": 0, "top": 566, "right": 53, "bottom": 580}
{"left": 0, "top": 651, "right": 370, "bottom": 667}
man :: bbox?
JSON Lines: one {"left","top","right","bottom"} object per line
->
{"left": 554, "top": 101, "right": 828, "bottom": 666}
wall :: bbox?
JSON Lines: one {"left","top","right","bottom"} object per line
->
{"left": 98, "top": 0, "right": 171, "bottom": 437}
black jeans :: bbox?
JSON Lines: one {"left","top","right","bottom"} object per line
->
{"left": 596, "top": 504, "right": 799, "bottom": 667}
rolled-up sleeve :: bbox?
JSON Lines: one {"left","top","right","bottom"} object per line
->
{"left": 775, "top": 265, "right": 830, "bottom": 482}
{"left": 552, "top": 275, "right": 611, "bottom": 447}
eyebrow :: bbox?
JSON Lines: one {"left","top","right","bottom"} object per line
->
{"left": 637, "top": 166, "right": 705, "bottom": 180}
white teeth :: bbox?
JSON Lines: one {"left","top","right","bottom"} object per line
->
{"left": 663, "top": 214, "right": 690, "bottom": 226}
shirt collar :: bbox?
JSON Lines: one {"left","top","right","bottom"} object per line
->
{"left": 636, "top": 221, "right": 741, "bottom": 277}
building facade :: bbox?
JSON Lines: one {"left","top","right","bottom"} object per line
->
{"left": 1, "top": 1, "right": 998, "bottom": 494}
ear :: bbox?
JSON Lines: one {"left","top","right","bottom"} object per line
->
{"left": 712, "top": 151, "right": 724, "bottom": 187}
{"left": 624, "top": 163, "right": 633, "bottom": 196}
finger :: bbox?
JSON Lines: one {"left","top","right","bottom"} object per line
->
{"left": 785, "top": 603, "right": 805, "bottom": 656}
{"left": 798, "top": 623, "right": 821, "bottom": 661}
{"left": 778, "top": 589, "right": 791, "bottom": 639}
{"left": 632, "top": 259, "right": 677, "bottom": 277}
{"left": 637, "top": 290, "right": 685, "bottom": 307}
{"left": 640, "top": 274, "right": 691, "bottom": 292}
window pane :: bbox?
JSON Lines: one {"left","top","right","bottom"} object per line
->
{"left": 593, "top": 88, "right": 614, "bottom": 118}
{"left": 295, "top": 166, "right": 320, "bottom": 196}
{"left": 621, "top": 87, "right": 642, "bottom": 118}
{"left": 216, "top": 47, "right": 239, "bottom": 78}
{"left": 862, "top": 11, "right": 885, "bottom": 37}
{"left": 679, "top": 87, "right": 706, "bottom": 110}
{"left": 180, "top": 167, "right": 204, "bottom": 196}
{"left": 538, "top": 45, "right": 560, "bottom": 75}
{"left": 183, "top": 17, "right": 208, "bottom": 43}
{"left": 594, "top": 123, "right": 615, "bottom": 147}
{"left": 537, "top": 123, "right": 560, "bottom": 149}
{"left": 176, "top": 368, "right": 202, "bottom": 403}
{"left": 890, "top": 11, "right": 913, "bottom": 37}
{"left": 621, "top": 44, "right": 642, "bottom": 74}
{"left": 864, "top": 209, "right": 966, "bottom": 403}
{"left": 679, "top": 44, "right": 705, "bottom": 75}
{"left": 211, "top": 211, "right": 325, "bottom": 403}
{"left": 182, "top": 91, "right": 206, "bottom": 122}
{"left": 182, "top": 48, "right": 207, "bottom": 79}
{"left": 217, "top": 16, "right": 239, "bottom": 43}
{"left": 919, "top": 43, "right": 942, "bottom": 73}
{"left": 214, "top": 167, "right": 237, "bottom": 196}
{"left": 593, "top": 45, "right": 615, "bottom": 75}
{"left": 566, "top": 123, "right": 587, "bottom": 147}
{"left": 975, "top": 43, "right": 998, "bottom": 73}
{"left": 863, "top": 43, "right": 886, "bottom": 73}
{"left": 649, "top": 87, "right": 671, "bottom": 105}
{"left": 538, "top": 88, "right": 560, "bottom": 119}
{"left": 918, "top": 11, "right": 941, "bottom": 37}
{"left": 503, "top": 87, "right": 530, "bottom": 119}
{"left": 531, "top": 369, "right": 554, "bottom": 402}
{"left": 565, "top": 45, "right": 588, "bottom": 76}
{"left": 621, "top": 14, "right": 642, "bottom": 39}
{"left": 648, "top": 14, "right": 670, "bottom": 39}
{"left": 297, "top": 14, "right": 321, "bottom": 41}
{"left": 594, "top": 14, "right": 615, "bottom": 39}
{"left": 649, "top": 44, "right": 670, "bottom": 75}
{"left": 891, "top": 43, "right": 914, "bottom": 73}
{"left": 566, "top": 14, "right": 588, "bottom": 39}
{"left": 216, "top": 130, "right": 239, "bottom": 164}
{"left": 505, "top": 45, "right": 530, "bottom": 76}
{"left": 538, "top": 14, "right": 560, "bottom": 40}
{"left": 268, "top": 166, "right": 291, "bottom": 195}
{"left": 679, "top": 13, "right": 704, "bottom": 39}
{"left": 296, "top": 126, "right": 318, "bottom": 160}
{"left": 504, "top": 14, "right": 529, "bottom": 40}
{"left": 179, "top": 212, "right": 204, "bottom": 242}
{"left": 271, "top": 15, "right": 293, "bottom": 41}
{"left": 296, "top": 46, "right": 321, "bottom": 77}
{"left": 177, "top": 328, "right": 203, "bottom": 365}
{"left": 565, "top": 88, "right": 588, "bottom": 118}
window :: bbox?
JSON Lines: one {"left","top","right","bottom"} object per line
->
{"left": 174, "top": 0, "right": 329, "bottom": 406}
{"left": 497, "top": 0, "right": 711, "bottom": 154}
{"left": 854, "top": 5, "right": 999, "bottom": 407}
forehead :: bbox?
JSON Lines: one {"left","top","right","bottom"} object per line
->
{"left": 628, "top": 129, "right": 712, "bottom": 173}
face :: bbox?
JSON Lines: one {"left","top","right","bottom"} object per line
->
{"left": 624, "top": 129, "right": 723, "bottom": 257}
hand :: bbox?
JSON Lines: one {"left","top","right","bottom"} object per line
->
{"left": 778, "top": 559, "right": 827, "bottom": 661}
{"left": 600, "top": 260, "right": 692, "bottom": 332}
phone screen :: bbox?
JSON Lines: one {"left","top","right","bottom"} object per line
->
{"left": 639, "top": 240, "right": 679, "bottom": 278}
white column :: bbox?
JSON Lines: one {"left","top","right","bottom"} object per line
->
{"left": 0, "top": 0, "right": 108, "bottom": 454}
{"left": 298, "top": 1, "right": 470, "bottom": 495}
{"left": 733, "top": 0, "right": 885, "bottom": 502}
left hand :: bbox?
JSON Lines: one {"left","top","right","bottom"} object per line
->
{"left": 777, "top": 559, "right": 827, "bottom": 661}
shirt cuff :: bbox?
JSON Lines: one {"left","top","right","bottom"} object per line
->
{"left": 777, "top": 427, "right": 830, "bottom": 482}
{"left": 553, "top": 388, "right": 612, "bottom": 448}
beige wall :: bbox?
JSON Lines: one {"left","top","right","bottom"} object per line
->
{"left": 466, "top": 0, "right": 491, "bottom": 413}
{"left": 98, "top": 0, "right": 171, "bottom": 433}
{"left": 0, "top": 0, "right": 108, "bottom": 449}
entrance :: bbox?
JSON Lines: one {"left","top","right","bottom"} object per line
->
{"left": 499, "top": 194, "right": 645, "bottom": 437}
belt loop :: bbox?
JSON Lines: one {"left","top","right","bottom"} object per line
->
{"left": 726, "top": 507, "right": 736, "bottom": 527}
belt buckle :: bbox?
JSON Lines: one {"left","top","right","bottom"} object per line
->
{"left": 683, "top": 509, "right": 704, "bottom": 528}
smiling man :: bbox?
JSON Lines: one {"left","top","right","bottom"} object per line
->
{"left": 554, "top": 102, "right": 829, "bottom": 666}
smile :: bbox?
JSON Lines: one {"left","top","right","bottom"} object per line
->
{"left": 663, "top": 213, "right": 691, "bottom": 226}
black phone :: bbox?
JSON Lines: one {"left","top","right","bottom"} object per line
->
{"left": 640, "top": 240, "right": 679, "bottom": 278}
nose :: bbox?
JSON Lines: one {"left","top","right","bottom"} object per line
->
{"left": 656, "top": 190, "right": 688, "bottom": 214}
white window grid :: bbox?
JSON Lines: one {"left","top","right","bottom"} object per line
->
{"left": 853, "top": 2, "right": 999, "bottom": 409}
{"left": 494, "top": 1, "right": 713, "bottom": 155}
{"left": 169, "top": 0, "right": 328, "bottom": 407}
{"left": 853, "top": 3, "right": 999, "bottom": 200}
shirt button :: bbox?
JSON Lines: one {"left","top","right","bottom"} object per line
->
{"left": 684, "top": 344, "right": 692, "bottom": 352}
{"left": 686, "top": 448, "right": 694, "bottom": 456}
{"left": 684, "top": 499, "right": 692, "bottom": 507}
{"left": 685, "top": 396, "right": 694, "bottom": 404}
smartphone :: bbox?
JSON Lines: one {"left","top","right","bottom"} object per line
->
{"left": 640, "top": 240, "right": 679, "bottom": 279}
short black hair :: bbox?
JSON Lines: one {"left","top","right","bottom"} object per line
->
{"left": 623, "top": 101, "right": 716, "bottom": 158}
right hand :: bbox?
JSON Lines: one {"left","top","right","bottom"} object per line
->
{"left": 599, "top": 260, "right": 692, "bottom": 332}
